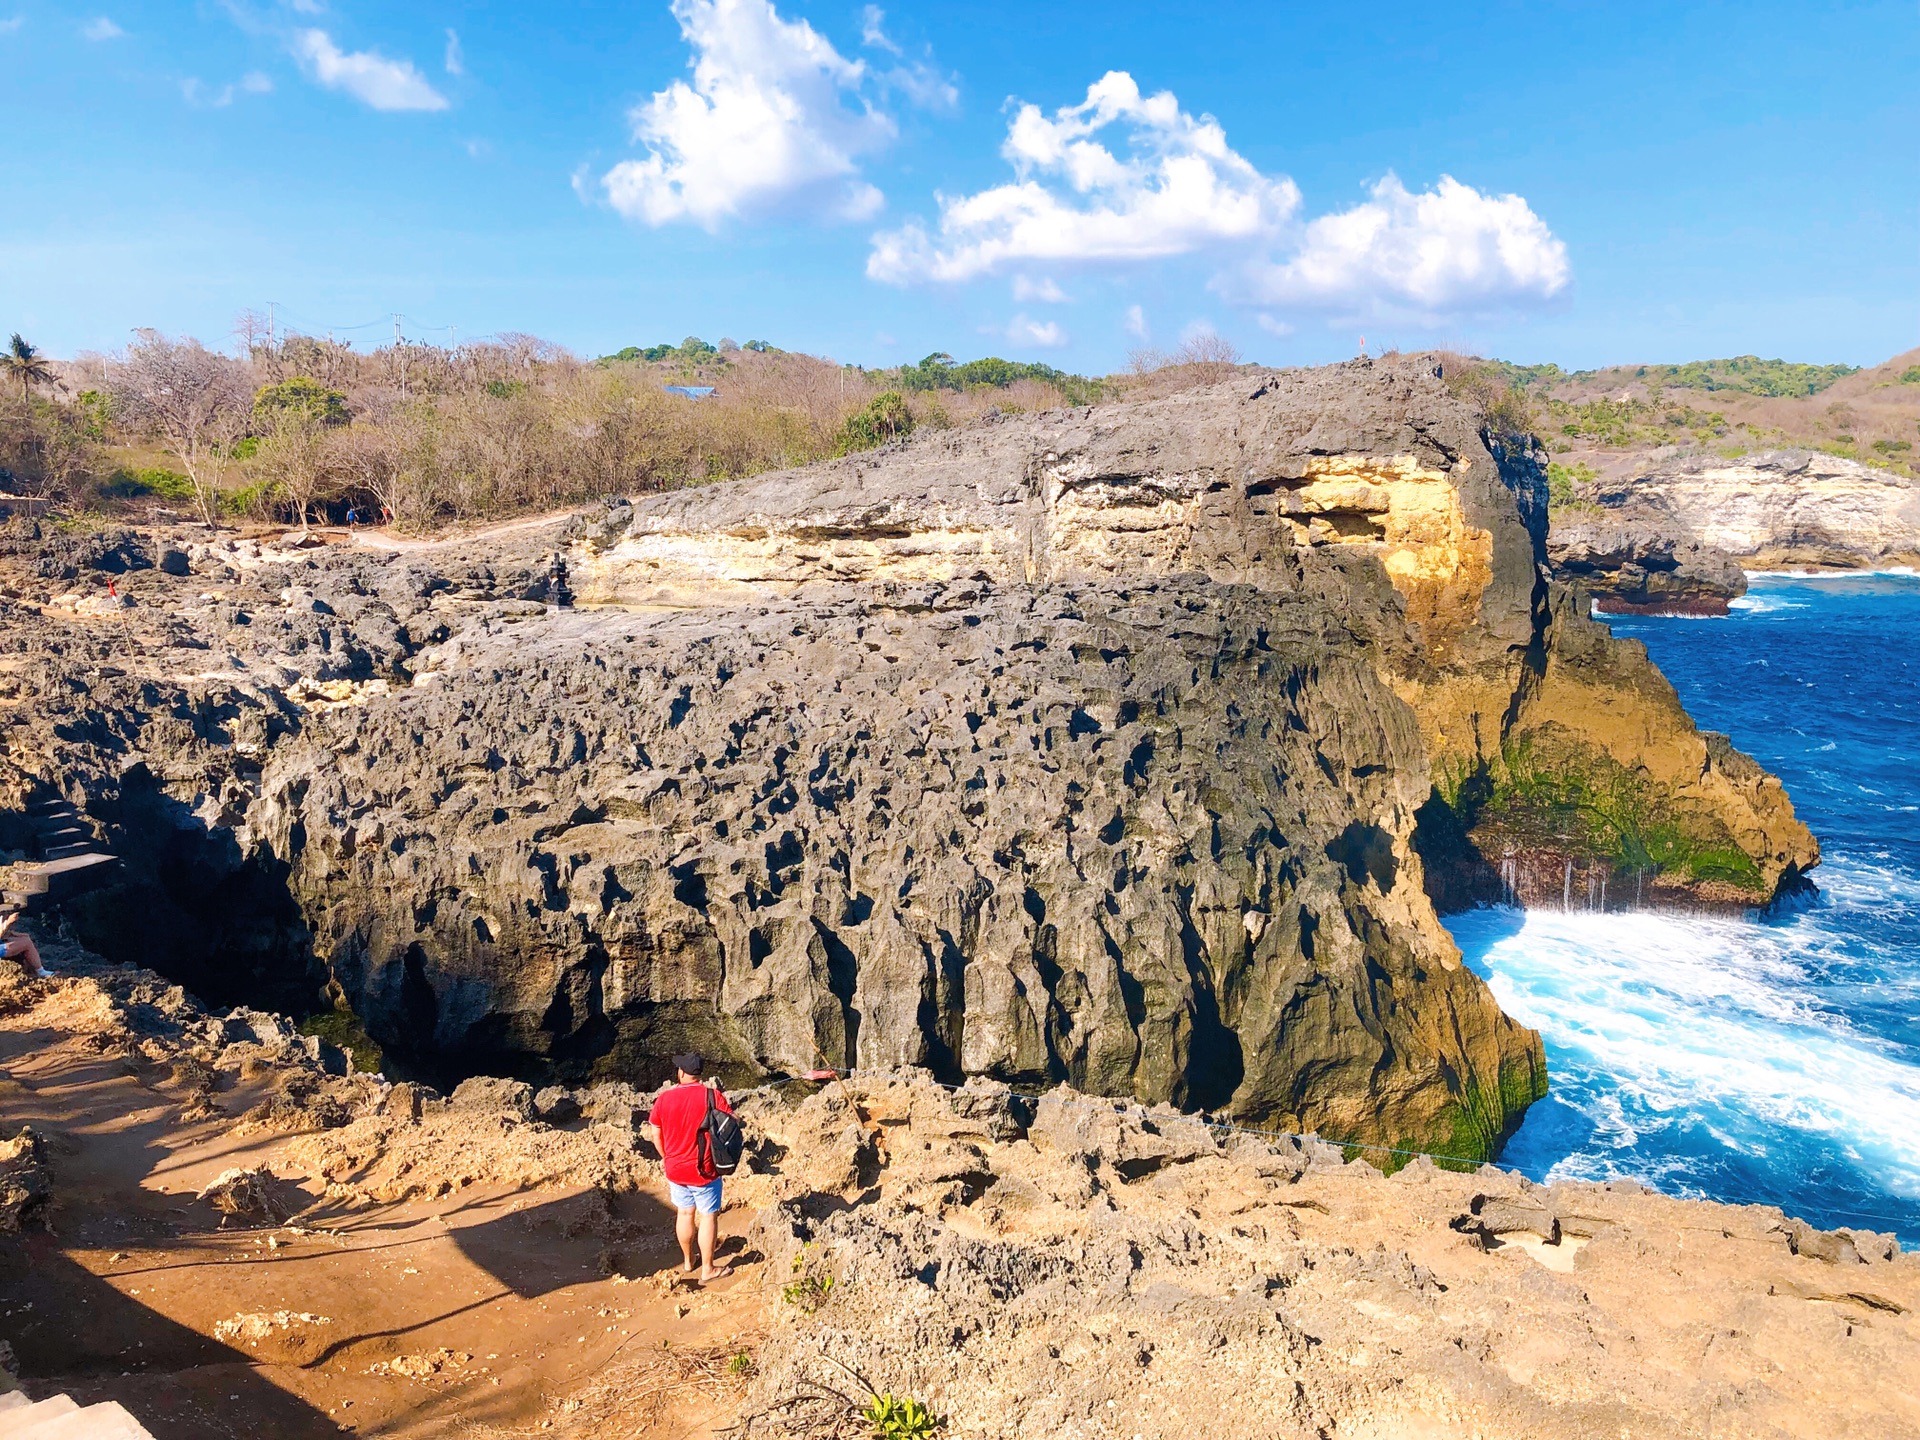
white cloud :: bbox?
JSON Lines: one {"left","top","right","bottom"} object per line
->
{"left": 444, "top": 28, "right": 463, "bottom": 76}
{"left": 1123, "top": 303, "right": 1147, "bottom": 338}
{"left": 1003, "top": 314, "right": 1067, "bottom": 348}
{"left": 182, "top": 78, "right": 223, "bottom": 107}
{"left": 292, "top": 28, "right": 449, "bottom": 112}
{"left": 859, "top": 4, "right": 897, "bottom": 54}
{"left": 82, "top": 17, "right": 123, "bottom": 40}
{"left": 183, "top": 70, "right": 273, "bottom": 108}
{"left": 869, "top": 71, "right": 1299, "bottom": 284}
{"left": 0, "top": 17, "right": 24, "bottom": 35}
{"left": 602, "top": 0, "right": 898, "bottom": 229}
{"left": 873, "top": 70, "right": 1569, "bottom": 325}
{"left": 857, "top": 6, "right": 955, "bottom": 110}
{"left": 1012, "top": 275, "right": 1066, "bottom": 303}
{"left": 1255, "top": 313, "right": 1294, "bottom": 337}
{"left": 1235, "top": 173, "right": 1569, "bottom": 318}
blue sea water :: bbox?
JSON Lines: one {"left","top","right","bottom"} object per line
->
{"left": 1451, "top": 573, "right": 1920, "bottom": 1244}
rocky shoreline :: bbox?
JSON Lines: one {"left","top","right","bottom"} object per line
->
{"left": 0, "top": 358, "right": 1816, "bottom": 1164}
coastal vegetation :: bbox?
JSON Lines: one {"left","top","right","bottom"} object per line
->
{"left": 6, "top": 325, "right": 1915, "bottom": 527}
{"left": 0, "top": 323, "right": 1137, "bottom": 529}
{"left": 1430, "top": 734, "right": 1768, "bottom": 899}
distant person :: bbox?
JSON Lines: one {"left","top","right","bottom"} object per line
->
{"left": 0, "top": 910, "right": 49, "bottom": 979}
{"left": 645, "top": 1052, "right": 735, "bottom": 1283}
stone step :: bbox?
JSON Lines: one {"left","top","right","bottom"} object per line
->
{"left": 36, "top": 845, "right": 99, "bottom": 863}
{"left": 0, "top": 1397, "right": 153, "bottom": 1439}
{"left": 2, "top": 853, "right": 120, "bottom": 901}
{"left": 0, "top": 1396, "right": 78, "bottom": 1437}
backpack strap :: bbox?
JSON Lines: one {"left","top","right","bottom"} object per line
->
{"left": 696, "top": 1083, "right": 717, "bottom": 1176}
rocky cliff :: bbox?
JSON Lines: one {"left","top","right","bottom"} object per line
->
{"left": 0, "top": 358, "right": 1818, "bottom": 1160}
{"left": 1559, "top": 448, "right": 1920, "bottom": 580}
{"left": 1547, "top": 511, "right": 1749, "bottom": 614}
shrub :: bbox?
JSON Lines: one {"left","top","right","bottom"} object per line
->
{"left": 781, "top": 1246, "right": 836, "bottom": 1312}
{"left": 836, "top": 391, "right": 915, "bottom": 454}
{"left": 1899, "top": 366, "right": 1920, "bottom": 385}
{"left": 102, "top": 466, "right": 195, "bottom": 502}
{"left": 862, "top": 1393, "right": 942, "bottom": 1440}
{"left": 254, "top": 376, "right": 350, "bottom": 427}
{"left": 1545, "top": 461, "right": 1600, "bottom": 512}
{"left": 1630, "top": 356, "right": 1858, "bottom": 397}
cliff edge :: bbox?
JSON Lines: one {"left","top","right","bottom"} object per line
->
{"left": 0, "top": 358, "right": 1817, "bottom": 1161}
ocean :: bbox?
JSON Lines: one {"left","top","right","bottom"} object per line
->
{"left": 1451, "top": 572, "right": 1920, "bottom": 1245}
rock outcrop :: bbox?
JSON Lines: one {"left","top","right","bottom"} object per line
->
{"left": 1548, "top": 510, "right": 1749, "bottom": 614}
{"left": 7, "top": 960, "right": 1915, "bottom": 1440}
{"left": 1588, "top": 449, "right": 1920, "bottom": 571}
{"left": 0, "top": 359, "right": 1820, "bottom": 1159}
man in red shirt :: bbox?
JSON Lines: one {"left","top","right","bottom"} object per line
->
{"left": 645, "top": 1052, "right": 734, "bottom": 1282}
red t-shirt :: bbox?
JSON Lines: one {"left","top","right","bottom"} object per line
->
{"left": 648, "top": 1082, "right": 733, "bottom": 1185}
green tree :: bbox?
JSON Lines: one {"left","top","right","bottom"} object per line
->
{"left": 1, "top": 335, "right": 55, "bottom": 400}
{"left": 253, "top": 375, "right": 349, "bottom": 427}
{"left": 837, "top": 391, "right": 915, "bottom": 454}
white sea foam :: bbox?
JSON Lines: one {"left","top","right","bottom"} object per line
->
{"left": 1743, "top": 566, "right": 1920, "bottom": 580}
{"left": 1728, "top": 594, "right": 1808, "bottom": 614}
{"left": 1451, "top": 895, "right": 1920, "bottom": 1200}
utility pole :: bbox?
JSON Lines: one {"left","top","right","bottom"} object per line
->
{"left": 267, "top": 301, "right": 276, "bottom": 349}
{"left": 394, "top": 314, "right": 406, "bottom": 397}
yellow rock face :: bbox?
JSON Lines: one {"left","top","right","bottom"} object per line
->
{"left": 1278, "top": 456, "right": 1495, "bottom": 641}
{"left": 579, "top": 452, "right": 1494, "bottom": 641}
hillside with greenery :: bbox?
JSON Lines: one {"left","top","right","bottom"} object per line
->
{"left": 0, "top": 323, "right": 1190, "bottom": 530}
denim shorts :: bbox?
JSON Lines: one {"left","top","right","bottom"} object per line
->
{"left": 668, "top": 1177, "right": 723, "bottom": 1214}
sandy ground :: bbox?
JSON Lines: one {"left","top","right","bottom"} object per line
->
{"left": 0, "top": 998, "right": 765, "bottom": 1438}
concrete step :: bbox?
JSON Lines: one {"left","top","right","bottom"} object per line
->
{"left": 36, "top": 845, "right": 99, "bottom": 863}
{"left": 5, "top": 1400, "right": 153, "bottom": 1439}
{"left": 0, "top": 1396, "right": 77, "bottom": 1438}
{"left": 3, "top": 853, "right": 120, "bottom": 901}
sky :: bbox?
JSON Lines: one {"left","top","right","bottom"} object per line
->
{"left": 2, "top": 0, "right": 1917, "bottom": 373}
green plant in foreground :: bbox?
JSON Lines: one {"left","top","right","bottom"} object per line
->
{"left": 781, "top": 1246, "right": 835, "bottom": 1313}
{"left": 727, "top": 1351, "right": 755, "bottom": 1377}
{"left": 862, "top": 1392, "right": 942, "bottom": 1440}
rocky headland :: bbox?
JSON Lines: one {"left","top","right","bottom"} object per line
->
{"left": 0, "top": 358, "right": 1817, "bottom": 1170}
{"left": 1547, "top": 449, "right": 1920, "bottom": 611}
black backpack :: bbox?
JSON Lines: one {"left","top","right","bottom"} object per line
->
{"left": 697, "top": 1085, "right": 745, "bottom": 1177}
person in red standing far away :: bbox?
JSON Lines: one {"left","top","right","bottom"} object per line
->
{"left": 645, "top": 1052, "right": 734, "bottom": 1282}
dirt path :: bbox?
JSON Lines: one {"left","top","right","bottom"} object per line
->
{"left": 0, "top": 1006, "right": 763, "bottom": 1437}
{"left": 346, "top": 511, "right": 576, "bottom": 553}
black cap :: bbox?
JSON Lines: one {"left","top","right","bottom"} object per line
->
{"left": 672, "top": 1052, "right": 705, "bottom": 1077}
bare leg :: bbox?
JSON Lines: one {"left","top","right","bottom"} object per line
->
{"left": 676, "top": 1207, "right": 698, "bottom": 1272}
{"left": 698, "top": 1212, "right": 729, "bottom": 1282}
{"left": 2, "top": 937, "right": 45, "bottom": 979}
